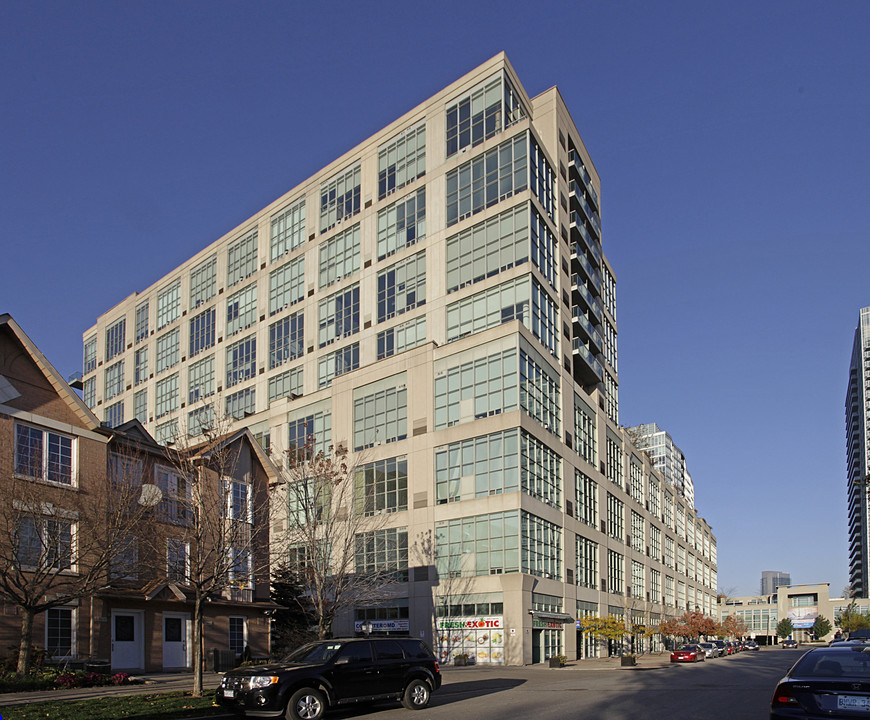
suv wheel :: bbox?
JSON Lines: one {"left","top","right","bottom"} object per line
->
{"left": 402, "top": 679, "right": 431, "bottom": 710}
{"left": 286, "top": 688, "right": 325, "bottom": 720}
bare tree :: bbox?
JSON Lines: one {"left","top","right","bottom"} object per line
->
{"left": 0, "top": 445, "right": 150, "bottom": 675}
{"left": 271, "top": 438, "right": 399, "bottom": 640}
{"left": 153, "top": 421, "right": 270, "bottom": 697}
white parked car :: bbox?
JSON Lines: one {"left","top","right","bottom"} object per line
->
{"left": 698, "top": 642, "right": 720, "bottom": 658}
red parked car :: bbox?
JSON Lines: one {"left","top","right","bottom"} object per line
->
{"left": 670, "top": 644, "right": 706, "bottom": 663}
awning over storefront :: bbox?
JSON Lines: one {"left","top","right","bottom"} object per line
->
{"left": 528, "top": 611, "right": 575, "bottom": 623}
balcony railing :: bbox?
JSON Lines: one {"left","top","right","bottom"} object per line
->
{"left": 572, "top": 249, "right": 601, "bottom": 291}
{"left": 572, "top": 339, "right": 604, "bottom": 381}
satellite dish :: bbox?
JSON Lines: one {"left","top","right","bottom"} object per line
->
{"left": 138, "top": 483, "right": 163, "bottom": 507}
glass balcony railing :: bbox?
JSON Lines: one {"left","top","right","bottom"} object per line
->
{"left": 574, "top": 282, "right": 603, "bottom": 323}
{"left": 572, "top": 250, "right": 601, "bottom": 291}
{"left": 572, "top": 338, "right": 604, "bottom": 381}
{"left": 571, "top": 307, "right": 603, "bottom": 351}
{"left": 568, "top": 151, "right": 600, "bottom": 208}
{"left": 570, "top": 212, "right": 602, "bottom": 263}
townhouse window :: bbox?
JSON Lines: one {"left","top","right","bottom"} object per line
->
{"left": 226, "top": 284, "right": 257, "bottom": 337}
{"left": 188, "top": 355, "right": 214, "bottom": 403}
{"left": 354, "top": 457, "right": 408, "bottom": 515}
{"left": 167, "top": 538, "right": 190, "bottom": 583}
{"left": 270, "top": 198, "right": 306, "bottom": 262}
{"left": 83, "top": 336, "right": 97, "bottom": 374}
{"left": 378, "top": 121, "right": 425, "bottom": 199}
{"left": 82, "top": 377, "right": 96, "bottom": 409}
{"left": 105, "top": 318, "right": 126, "bottom": 362}
{"left": 155, "top": 374, "right": 179, "bottom": 419}
{"left": 377, "top": 188, "right": 425, "bottom": 260}
{"left": 319, "top": 224, "right": 360, "bottom": 289}
{"left": 574, "top": 469, "right": 598, "bottom": 527}
{"left": 576, "top": 536, "right": 598, "bottom": 589}
{"left": 104, "top": 360, "right": 124, "bottom": 400}
{"left": 15, "top": 423, "right": 74, "bottom": 485}
{"left": 377, "top": 251, "right": 425, "bottom": 322}
{"left": 445, "top": 203, "right": 528, "bottom": 294}
{"left": 104, "top": 401, "right": 124, "bottom": 428}
{"left": 226, "top": 335, "right": 256, "bottom": 388}
{"left": 354, "top": 527, "right": 408, "bottom": 582}
{"left": 227, "top": 230, "right": 258, "bottom": 287}
{"left": 110, "top": 536, "right": 139, "bottom": 581}
{"left": 320, "top": 165, "right": 360, "bottom": 233}
{"left": 134, "top": 389, "right": 147, "bottom": 423}
{"left": 189, "top": 255, "right": 217, "bottom": 310}
{"left": 135, "top": 301, "right": 150, "bottom": 344}
{"left": 156, "top": 280, "right": 181, "bottom": 330}
{"left": 134, "top": 348, "right": 148, "bottom": 385}
{"left": 226, "top": 387, "right": 256, "bottom": 420}
{"left": 156, "top": 466, "right": 190, "bottom": 525}
{"left": 268, "top": 366, "right": 303, "bottom": 404}
{"left": 353, "top": 381, "right": 407, "bottom": 451}
{"left": 46, "top": 608, "right": 74, "bottom": 658}
{"left": 16, "top": 515, "right": 73, "bottom": 570}
{"left": 376, "top": 316, "right": 426, "bottom": 360}
{"left": 228, "top": 617, "right": 247, "bottom": 655}
{"left": 189, "top": 307, "right": 216, "bottom": 357}
{"left": 229, "top": 480, "right": 252, "bottom": 523}
{"left": 269, "top": 311, "right": 303, "bottom": 370}
{"left": 155, "top": 328, "right": 180, "bottom": 374}
{"left": 269, "top": 256, "right": 304, "bottom": 316}
{"left": 318, "top": 284, "right": 359, "bottom": 347}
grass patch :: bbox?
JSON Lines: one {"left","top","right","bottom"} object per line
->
{"left": 0, "top": 692, "right": 228, "bottom": 720}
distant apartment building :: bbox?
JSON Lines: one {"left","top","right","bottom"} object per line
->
{"left": 626, "top": 423, "right": 695, "bottom": 508}
{"left": 761, "top": 570, "right": 791, "bottom": 596}
{"left": 80, "top": 53, "right": 718, "bottom": 664}
{"left": 847, "top": 307, "right": 870, "bottom": 597}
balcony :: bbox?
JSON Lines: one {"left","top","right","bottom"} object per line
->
{"left": 569, "top": 184, "right": 601, "bottom": 237}
{"left": 572, "top": 338, "right": 604, "bottom": 385}
{"left": 571, "top": 305, "right": 604, "bottom": 354}
{"left": 571, "top": 248, "right": 601, "bottom": 292}
{"left": 570, "top": 213, "right": 602, "bottom": 266}
{"left": 573, "top": 281, "right": 603, "bottom": 325}
{"left": 567, "top": 150, "right": 599, "bottom": 208}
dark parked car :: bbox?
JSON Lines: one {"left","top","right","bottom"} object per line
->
{"left": 771, "top": 645, "right": 870, "bottom": 718}
{"left": 782, "top": 639, "right": 799, "bottom": 649}
{"left": 216, "top": 637, "right": 442, "bottom": 719}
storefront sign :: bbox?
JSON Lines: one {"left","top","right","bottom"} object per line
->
{"left": 354, "top": 619, "right": 409, "bottom": 632}
{"left": 435, "top": 616, "right": 505, "bottom": 665}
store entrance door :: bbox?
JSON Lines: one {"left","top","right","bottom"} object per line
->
{"left": 532, "top": 629, "right": 542, "bottom": 663}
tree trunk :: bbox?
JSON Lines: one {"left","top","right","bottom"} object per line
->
{"left": 17, "top": 607, "right": 35, "bottom": 676}
{"left": 193, "top": 598, "right": 203, "bottom": 697}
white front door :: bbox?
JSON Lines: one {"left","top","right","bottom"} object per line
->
{"left": 162, "top": 612, "right": 189, "bottom": 669}
{"left": 111, "top": 611, "right": 144, "bottom": 670}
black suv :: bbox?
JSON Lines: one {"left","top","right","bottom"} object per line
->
{"left": 216, "top": 637, "right": 442, "bottom": 719}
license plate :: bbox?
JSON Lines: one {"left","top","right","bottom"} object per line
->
{"left": 838, "top": 695, "right": 870, "bottom": 711}
{"left": 224, "top": 689, "right": 235, "bottom": 698}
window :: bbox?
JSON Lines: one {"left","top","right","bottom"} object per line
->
{"left": 189, "top": 256, "right": 217, "bottom": 310}
{"left": 522, "top": 511, "right": 561, "bottom": 580}
{"left": 355, "top": 527, "right": 408, "bottom": 581}
{"left": 530, "top": 279, "right": 559, "bottom": 358}
{"left": 607, "top": 493, "right": 624, "bottom": 541}
{"left": 268, "top": 366, "right": 303, "bottom": 404}
{"left": 522, "top": 431, "right": 561, "bottom": 508}
{"left": 270, "top": 256, "right": 305, "bottom": 315}
{"left": 270, "top": 199, "right": 306, "bottom": 262}
{"left": 226, "top": 387, "right": 256, "bottom": 419}
{"left": 229, "top": 480, "right": 252, "bottom": 523}
{"left": 229, "top": 617, "right": 247, "bottom": 655}
{"left": 605, "top": 372, "right": 619, "bottom": 425}
{"left": 226, "top": 336, "right": 256, "bottom": 388}
{"left": 156, "top": 280, "right": 181, "bottom": 330}
{"left": 320, "top": 165, "right": 360, "bottom": 233}
{"left": 189, "top": 308, "right": 215, "bottom": 357}
{"left": 83, "top": 336, "right": 96, "bottom": 374}
{"left": 319, "top": 224, "right": 360, "bottom": 288}
{"left": 269, "top": 311, "right": 303, "bottom": 370}
{"left": 353, "top": 381, "right": 407, "bottom": 451}
{"left": 530, "top": 207, "right": 557, "bottom": 290}
{"left": 134, "top": 348, "right": 148, "bottom": 385}
{"left": 446, "top": 134, "right": 527, "bottom": 226}
{"left": 435, "top": 429, "right": 520, "bottom": 503}
{"left": 445, "top": 72, "right": 526, "bottom": 157}
{"left": 226, "top": 284, "right": 257, "bottom": 336}
{"left": 188, "top": 405, "right": 214, "bottom": 436}
{"left": 648, "top": 476, "right": 660, "bottom": 517}
{"left": 287, "top": 409, "right": 331, "bottom": 458}
{"left": 105, "top": 318, "right": 126, "bottom": 361}
{"left": 317, "top": 343, "right": 359, "bottom": 388}
{"left": 606, "top": 435, "right": 623, "bottom": 487}
{"left": 167, "top": 538, "right": 189, "bottom": 583}
{"left": 436, "top": 511, "right": 519, "bottom": 578}
{"left": 576, "top": 536, "right": 598, "bottom": 589}
{"left": 631, "top": 560, "right": 645, "bottom": 599}
{"left": 529, "top": 135, "right": 555, "bottom": 220}
{"left": 651, "top": 569, "right": 661, "bottom": 601}
{"left": 318, "top": 283, "right": 359, "bottom": 347}
{"left": 104, "top": 401, "right": 123, "bottom": 428}
{"left": 155, "top": 374, "right": 179, "bottom": 419}
{"left": 608, "top": 550, "right": 624, "bottom": 595}
{"left": 519, "top": 347, "right": 560, "bottom": 434}
{"left": 82, "top": 377, "right": 95, "bottom": 408}
{"left": 575, "top": 470, "right": 598, "bottom": 528}
{"left": 156, "top": 466, "right": 190, "bottom": 524}
{"left": 15, "top": 424, "right": 74, "bottom": 485}
{"left": 188, "top": 356, "right": 215, "bottom": 403}
{"left": 16, "top": 515, "right": 73, "bottom": 570}
{"left": 630, "top": 510, "right": 645, "bottom": 553}
{"left": 134, "top": 389, "right": 147, "bottom": 423}
{"left": 110, "top": 535, "right": 139, "bottom": 581}
{"left": 227, "top": 230, "right": 258, "bottom": 287}
{"left": 377, "top": 316, "right": 426, "bottom": 360}
{"left": 434, "top": 346, "right": 518, "bottom": 429}
{"left": 378, "top": 121, "right": 425, "bottom": 199}
{"left": 377, "top": 188, "right": 425, "bottom": 260}
{"left": 155, "top": 328, "right": 180, "bottom": 374}
{"left": 354, "top": 457, "right": 408, "bottom": 515}
{"left": 135, "top": 302, "right": 149, "bottom": 344}
{"left": 377, "top": 251, "right": 426, "bottom": 322}
{"left": 574, "top": 397, "right": 596, "bottom": 466}
{"left": 650, "top": 524, "right": 662, "bottom": 561}
{"left": 629, "top": 459, "right": 644, "bottom": 504}
{"left": 445, "top": 204, "right": 528, "bottom": 294}
{"left": 46, "top": 608, "right": 74, "bottom": 658}
{"left": 155, "top": 420, "right": 178, "bottom": 445}
{"left": 104, "top": 360, "right": 124, "bottom": 400}
{"left": 665, "top": 536, "right": 675, "bottom": 569}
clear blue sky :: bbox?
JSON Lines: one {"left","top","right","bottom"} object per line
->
{"left": 3, "top": 0, "right": 868, "bottom": 597}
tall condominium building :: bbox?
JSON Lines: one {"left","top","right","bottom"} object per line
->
{"left": 81, "top": 53, "right": 718, "bottom": 664}
{"left": 847, "top": 307, "right": 870, "bottom": 597}
{"left": 760, "top": 570, "right": 791, "bottom": 596}
{"left": 626, "top": 423, "right": 695, "bottom": 508}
